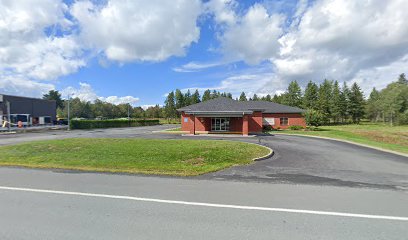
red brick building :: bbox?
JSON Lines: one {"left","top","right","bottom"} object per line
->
{"left": 178, "top": 97, "right": 306, "bottom": 136}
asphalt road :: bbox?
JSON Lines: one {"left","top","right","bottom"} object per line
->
{"left": 0, "top": 125, "right": 408, "bottom": 239}
{"left": 0, "top": 167, "right": 407, "bottom": 240}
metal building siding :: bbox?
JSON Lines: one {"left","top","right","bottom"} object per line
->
{"left": 0, "top": 94, "right": 57, "bottom": 121}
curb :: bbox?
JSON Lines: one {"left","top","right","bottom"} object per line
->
{"left": 152, "top": 127, "right": 188, "bottom": 134}
{"left": 273, "top": 133, "right": 408, "bottom": 158}
{"left": 245, "top": 142, "right": 274, "bottom": 161}
{"left": 181, "top": 134, "right": 256, "bottom": 138}
{"left": 0, "top": 131, "right": 16, "bottom": 135}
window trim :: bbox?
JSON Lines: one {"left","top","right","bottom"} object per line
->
{"left": 280, "top": 117, "right": 289, "bottom": 126}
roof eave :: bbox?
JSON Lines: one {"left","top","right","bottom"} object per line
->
{"left": 184, "top": 110, "right": 253, "bottom": 115}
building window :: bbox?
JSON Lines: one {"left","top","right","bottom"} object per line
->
{"left": 262, "top": 118, "right": 275, "bottom": 126}
{"left": 280, "top": 117, "right": 288, "bottom": 126}
{"left": 184, "top": 117, "right": 188, "bottom": 123}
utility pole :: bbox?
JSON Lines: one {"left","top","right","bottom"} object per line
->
{"left": 127, "top": 103, "right": 130, "bottom": 119}
{"left": 127, "top": 103, "right": 130, "bottom": 127}
{"left": 6, "top": 101, "right": 11, "bottom": 132}
{"left": 67, "top": 95, "right": 71, "bottom": 131}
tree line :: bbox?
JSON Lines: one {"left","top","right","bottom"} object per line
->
{"left": 163, "top": 73, "right": 408, "bottom": 126}
{"left": 163, "top": 89, "right": 233, "bottom": 118}
{"left": 43, "top": 91, "right": 165, "bottom": 119}
{"left": 44, "top": 73, "right": 408, "bottom": 125}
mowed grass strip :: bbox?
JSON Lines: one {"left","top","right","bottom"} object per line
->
{"left": 274, "top": 123, "right": 408, "bottom": 154}
{"left": 0, "top": 138, "right": 269, "bottom": 176}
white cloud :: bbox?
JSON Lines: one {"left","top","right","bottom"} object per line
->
{"left": 61, "top": 83, "right": 140, "bottom": 106}
{"left": 0, "top": 75, "right": 54, "bottom": 98}
{"left": 0, "top": 0, "right": 85, "bottom": 97}
{"left": 207, "top": 0, "right": 408, "bottom": 95}
{"left": 181, "top": 64, "right": 287, "bottom": 98}
{"left": 0, "top": 0, "right": 84, "bottom": 80}
{"left": 173, "top": 61, "right": 226, "bottom": 72}
{"left": 217, "top": 3, "right": 285, "bottom": 64}
{"left": 205, "top": 0, "right": 237, "bottom": 25}
{"left": 100, "top": 96, "right": 140, "bottom": 106}
{"left": 0, "top": 0, "right": 205, "bottom": 99}
{"left": 141, "top": 104, "right": 161, "bottom": 110}
{"left": 71, "top": 0, "right": 202, "bottom": 62}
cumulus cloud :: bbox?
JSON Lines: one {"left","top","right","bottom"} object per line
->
{"left": 218, "top": 3, "right": 285, "bottom": 64}
{"left": 205, "top": 0, "right": 237, "bottom": 25}
{"left": 207, "top": 0, "right": 408, "bottom": 95}
{"left": 71, "top": 0, "right": 202, "bottom": 62}
{"left": 0, "top": 75, "right": 54, "bottom": 98}
{"left": 62, "top": 83, "right": 140, "bottom": 106}
{"left": 0, "top": 0, "right": 85, "bottom": 79}
{"left": 0, "top": 0, "right": 85, "bottom": 96}
{"left": 0, "top": 0, "right": 204, "bottom": 98}
{"left": 275, "top": 0, "right": 408, "bottom": 85}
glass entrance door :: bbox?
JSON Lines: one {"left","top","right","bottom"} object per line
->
{"left": 211, "top": 117, "right": 230, "bottom": 131}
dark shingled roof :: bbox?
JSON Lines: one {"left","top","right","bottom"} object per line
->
{"left": 177, "top": 97, "right": 304, "bottom": 114}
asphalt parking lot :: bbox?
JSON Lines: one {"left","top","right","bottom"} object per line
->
{"left": 0, "top": 125, "right": 407, "bottom": 239}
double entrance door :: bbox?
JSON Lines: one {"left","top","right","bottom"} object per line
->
{"left": 211, "top": 117, "right": 230, "bottom": 131}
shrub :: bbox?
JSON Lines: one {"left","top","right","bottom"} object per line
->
{"left": 263, "top": 125, "right": 280, "bottom": 131}
{"left": 306, "top": 126, "right": 320, "bottom": 131}
{"left": 289, "top": 125, "right": 304, "bottom": 130}
{"left": 304, "top": 109, "right": 324, "bottom": 127}
{"left": 263, "top": 125, "right": 273, "bottom": 131}
{"left": 70, "top": 119, "right": 160, "bottom": 129}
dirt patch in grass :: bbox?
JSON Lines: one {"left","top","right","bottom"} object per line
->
{"left": 183, "top": 157, "right": 205, "bottom": 166}
{"left": 356, "top": 131, "right": 408, "bottom": 146}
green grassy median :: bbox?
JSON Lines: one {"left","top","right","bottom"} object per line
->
{"left": 0, "top": 138, "right": 269, "bottom": 176}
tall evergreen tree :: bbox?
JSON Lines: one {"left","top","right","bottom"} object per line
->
{"left": 226, "top": 93, "right": 233, "bottom": 99}
{"left": 252, "top": 94, "right": 259, "bottom": 101}
{"left": 272, "top": 94, "right": 283, "bottom": 104}
{"left": 265, "top": 94, "right": 272, "bottom": 101}
{"left": 318, "top": 79, "right": 333, "bottom": 124}
{"left": 330, "top": 81, "right": 342, "bottom": 123}
{"left": 164, "top": 91, "right": 176, "bottom": 119}
{"left": 174, "top": 89, "right": 184, "bottom": 110}
{"left": 239, "top": 92, "right": 247, "bottom": 101}
{"left": 184, "top": 89, "right": 192, "bottom": 106}
{"left": 191, "top": 89, "right": 201, "bottom": 104}
{"left": 202, "top": 89, "right": 211, "bottom": 102}
{"left": 302, "top": 81, "right": 319, "bottom": 110}
{"left": 340, "top": 82, "right": 350, "bottom": 122}
{"left": 348, "top": 82, "right": 365, "bottom": 123}
{"left": 283, "top": 80, "right": 302, "bottom": 107}
{"left": 397, "top": 73, "right": 408, "bottom": 84}
{"left": 211, "top": 90, "right": 220, "bottom": 99}
{"left": 366, "top": 87, "right": 381, "bottom": 122}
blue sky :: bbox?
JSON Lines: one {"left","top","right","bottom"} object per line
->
{"left": 1, "top": 0, "right": 407, "bottom": 107}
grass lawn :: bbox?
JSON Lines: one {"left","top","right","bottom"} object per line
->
{"left": 0, "top": 138, "right": 269, "bottom": 176}
{"left": 271, "top": 123, "right": 408, "bottom": 154}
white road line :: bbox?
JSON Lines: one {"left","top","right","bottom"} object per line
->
{"left": 0, "top": 186, "right": 407, "bottom": 222}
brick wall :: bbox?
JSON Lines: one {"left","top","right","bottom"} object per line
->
{"left": 262, "top": 113, "right": 306, "bottom": 129}
{"left": 249, "top": 111, "right": 263, "bottom": 133}
{"left": 180, "top": 112, "right": 306, "bottom": 133}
